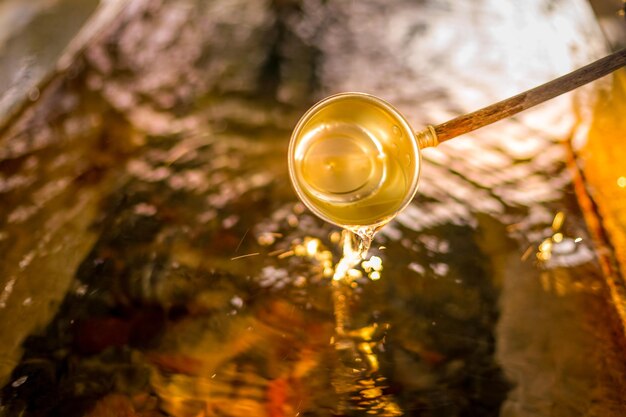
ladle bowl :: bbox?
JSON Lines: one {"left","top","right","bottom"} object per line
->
{"left": 288, "top": 93, "right": 432, "bottom": 230}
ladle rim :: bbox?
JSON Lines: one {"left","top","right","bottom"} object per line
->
{"left": 288, "top": 92, "right": 422, "bottom": 229}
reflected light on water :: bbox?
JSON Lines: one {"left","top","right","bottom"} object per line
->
{"left": 532, "top": 211, "right": 599, "bottom": 295}
{"left": 263, "top": 229, "right": 402, "bottom": 415}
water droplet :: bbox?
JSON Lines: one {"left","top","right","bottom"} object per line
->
{"left": 405, "top": 154, "right": 411, "bottom": 166}
{"left": 392, "top": 125, "right": 401, "bottom": 136}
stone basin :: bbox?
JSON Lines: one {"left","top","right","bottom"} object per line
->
{"left": 1, "top": 1, "right": 626, "bottom": 416}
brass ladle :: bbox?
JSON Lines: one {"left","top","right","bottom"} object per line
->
{"left": 289, "top": 49, "right": 626, "bottom": 232}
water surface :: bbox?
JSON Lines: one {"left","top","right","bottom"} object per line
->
{"left": 1, "top": 1, "right": 626, "bottom": 416}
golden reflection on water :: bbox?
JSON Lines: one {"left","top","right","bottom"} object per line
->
{"left": 531, "top": 211, "right": 600, "bottom": 296}
{"left": 274, "top": 230, "right": 402, "bottom": 415}
{"left": 332, "top": 279, "right": 401, "bottom": 416}
{"left": 331, "top": 233, "right": 401, "bottom": 416}
{"left": 536, "top": 211, "right": 571, "bottom": 262}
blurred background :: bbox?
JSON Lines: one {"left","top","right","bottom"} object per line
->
{"left": 0, "top": 0, "right": 625, "bottom": 416}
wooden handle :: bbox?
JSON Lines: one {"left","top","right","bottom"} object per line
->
{"left": 433, "top": 48, "right": 626, "bottom": 143}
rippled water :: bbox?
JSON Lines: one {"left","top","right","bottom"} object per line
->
{"left": 1, "top": 1, "right": 626, "bottom": 416}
